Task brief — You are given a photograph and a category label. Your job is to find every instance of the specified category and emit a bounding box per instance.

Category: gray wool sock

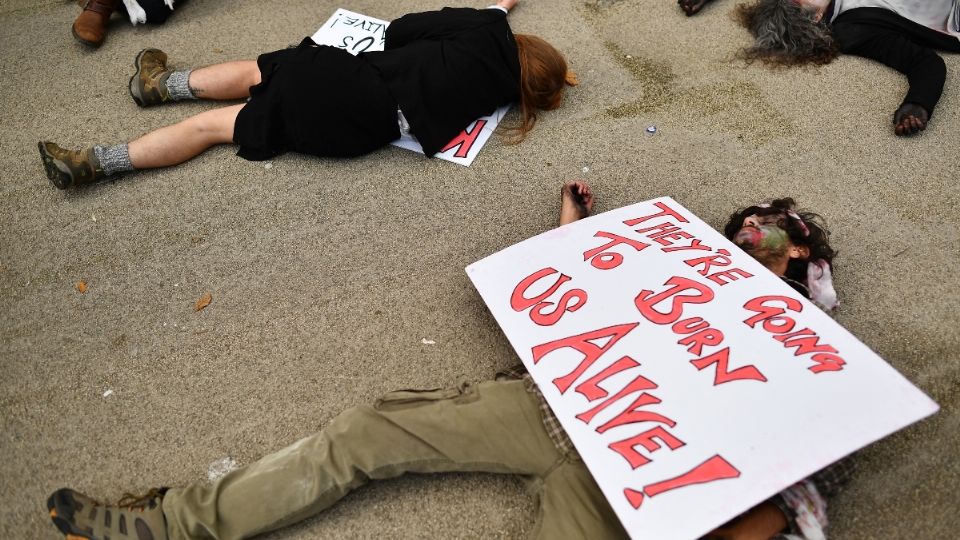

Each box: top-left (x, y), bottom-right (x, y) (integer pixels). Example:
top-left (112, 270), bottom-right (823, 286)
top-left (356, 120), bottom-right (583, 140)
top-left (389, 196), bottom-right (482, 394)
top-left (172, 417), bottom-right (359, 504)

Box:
top-left (93, 144), bottom-right (134, 176)
top-left (166, 70), bottom-right (197, 101)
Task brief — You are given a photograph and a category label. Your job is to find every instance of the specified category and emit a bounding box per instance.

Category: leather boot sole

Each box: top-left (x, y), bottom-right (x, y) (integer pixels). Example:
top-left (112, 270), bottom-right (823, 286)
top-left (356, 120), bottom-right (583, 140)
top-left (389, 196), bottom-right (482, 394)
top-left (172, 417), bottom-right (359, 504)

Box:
top-left (46, 489), bottom-right (95, 539)
top-left (71, 24), bottom-right (104, 48)
top-left (38, 142), bottom-right (72, 190)
top-left (129, 49), bottom-right (148, 106)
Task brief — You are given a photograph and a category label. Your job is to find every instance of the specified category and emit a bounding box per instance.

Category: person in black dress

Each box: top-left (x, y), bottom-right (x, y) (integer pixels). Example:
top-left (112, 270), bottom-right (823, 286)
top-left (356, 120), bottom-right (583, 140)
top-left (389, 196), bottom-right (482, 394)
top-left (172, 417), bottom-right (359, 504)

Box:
top-left (39, 0), bottom-right (577, 189)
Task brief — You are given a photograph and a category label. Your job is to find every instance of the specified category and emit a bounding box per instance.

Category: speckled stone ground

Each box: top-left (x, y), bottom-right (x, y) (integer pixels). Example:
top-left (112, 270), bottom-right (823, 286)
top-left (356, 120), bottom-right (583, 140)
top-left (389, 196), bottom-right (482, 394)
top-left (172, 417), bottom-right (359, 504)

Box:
top-left (1, 0), bottom-right (958, 538)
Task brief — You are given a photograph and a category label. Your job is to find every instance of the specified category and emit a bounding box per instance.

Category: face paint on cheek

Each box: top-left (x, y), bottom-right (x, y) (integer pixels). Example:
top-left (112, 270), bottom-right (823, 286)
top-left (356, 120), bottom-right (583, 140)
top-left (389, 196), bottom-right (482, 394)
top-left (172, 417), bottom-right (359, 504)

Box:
top-left (734, 225), bottom-right (789, 262)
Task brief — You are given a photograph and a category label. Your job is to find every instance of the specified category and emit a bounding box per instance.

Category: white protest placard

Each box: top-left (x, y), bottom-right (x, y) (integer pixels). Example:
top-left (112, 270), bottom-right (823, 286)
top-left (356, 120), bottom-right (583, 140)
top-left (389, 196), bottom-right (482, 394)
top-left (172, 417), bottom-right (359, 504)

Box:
top-left (311, 8), bottom-right (510, 167)
top-left (466, 197), bottom-right (938, 539)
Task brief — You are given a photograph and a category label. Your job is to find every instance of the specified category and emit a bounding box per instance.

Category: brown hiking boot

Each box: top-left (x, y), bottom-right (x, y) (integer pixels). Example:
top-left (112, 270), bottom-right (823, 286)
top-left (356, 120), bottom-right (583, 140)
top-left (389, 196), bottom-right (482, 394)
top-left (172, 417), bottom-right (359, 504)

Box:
top-left (48, 487), bottom-right (169, 540)
top-left (38, 142), bottom-right (104, 190)
top-left (129, 49), bottom-right (173, 107)
top-left (72, 0), bottom-right (118, 48)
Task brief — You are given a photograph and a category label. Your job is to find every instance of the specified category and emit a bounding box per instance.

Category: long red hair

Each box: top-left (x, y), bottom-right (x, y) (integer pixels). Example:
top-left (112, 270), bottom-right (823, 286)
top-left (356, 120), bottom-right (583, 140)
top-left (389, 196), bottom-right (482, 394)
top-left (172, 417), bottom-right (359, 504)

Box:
top-left (509, 34), bottom-right (578, 142)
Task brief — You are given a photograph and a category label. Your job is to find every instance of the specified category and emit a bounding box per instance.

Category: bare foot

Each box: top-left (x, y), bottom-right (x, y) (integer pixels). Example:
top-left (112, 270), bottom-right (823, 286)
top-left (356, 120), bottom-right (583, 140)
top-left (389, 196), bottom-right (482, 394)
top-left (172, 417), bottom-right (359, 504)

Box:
top-left (893, 103), bottom-right (928, 136)
top-left (679, 0), bottom-right (714, 16)
top-left (559, 180), bottom-right (594, 226)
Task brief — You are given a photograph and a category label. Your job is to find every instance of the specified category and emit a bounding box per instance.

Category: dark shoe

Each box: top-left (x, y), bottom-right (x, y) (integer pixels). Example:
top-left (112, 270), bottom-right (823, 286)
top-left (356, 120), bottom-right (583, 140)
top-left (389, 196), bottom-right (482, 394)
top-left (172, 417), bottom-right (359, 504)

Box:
top-left (47, 487), bottom-right (169, 540)
top-left (129, 49), bottom-right (173, 107)
top-left (72, 0), bottom-right (118, 48)
top-left (38, 142), bottom-right (104, 190)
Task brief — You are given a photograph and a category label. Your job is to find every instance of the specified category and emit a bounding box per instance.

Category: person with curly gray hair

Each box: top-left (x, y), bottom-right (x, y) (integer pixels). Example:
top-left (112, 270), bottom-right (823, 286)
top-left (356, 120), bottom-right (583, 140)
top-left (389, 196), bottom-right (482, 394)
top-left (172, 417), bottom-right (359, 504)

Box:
top-left (681, 0), bottom-right (960, 137)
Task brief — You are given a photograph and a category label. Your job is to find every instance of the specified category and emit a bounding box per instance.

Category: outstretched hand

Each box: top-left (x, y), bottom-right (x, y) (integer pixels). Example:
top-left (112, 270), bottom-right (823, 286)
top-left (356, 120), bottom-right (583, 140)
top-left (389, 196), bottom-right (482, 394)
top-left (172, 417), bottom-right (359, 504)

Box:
top-left (678, 0), bottom-right (714, 16)
top-left (559, 180), bottom-right (594, 226)
top-left (497, 0), bottom-right (519, 12)
top-left (893, 103), bottom-right (928, 136)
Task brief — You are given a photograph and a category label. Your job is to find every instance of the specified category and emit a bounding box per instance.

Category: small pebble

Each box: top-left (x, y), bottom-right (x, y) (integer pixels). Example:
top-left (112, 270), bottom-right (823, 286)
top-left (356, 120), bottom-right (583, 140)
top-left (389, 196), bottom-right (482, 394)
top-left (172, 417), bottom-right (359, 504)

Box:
top-left (582, 166), bottom-right (590, 173)
top-left (91, 214), bottom-right (97, 222)
top-left (645, 125), bottom-right (657, 134)
top-left (264, 163), bottom-right (273, 169)
top-left (102, 389), bottom-right (114, 398)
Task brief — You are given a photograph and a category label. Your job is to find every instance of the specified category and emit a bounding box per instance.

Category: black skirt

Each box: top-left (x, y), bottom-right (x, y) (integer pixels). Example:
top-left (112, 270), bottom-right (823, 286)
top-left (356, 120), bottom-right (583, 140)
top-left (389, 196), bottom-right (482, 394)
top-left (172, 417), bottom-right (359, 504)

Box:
top-left (233, 38), bottom-right (401, 161)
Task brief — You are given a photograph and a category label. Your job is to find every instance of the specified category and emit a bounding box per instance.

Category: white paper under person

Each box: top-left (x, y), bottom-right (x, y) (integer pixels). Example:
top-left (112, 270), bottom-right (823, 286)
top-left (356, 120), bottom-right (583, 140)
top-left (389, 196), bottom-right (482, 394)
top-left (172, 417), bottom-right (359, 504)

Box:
top-left (466, 197), bottom-right (938, 539)
top-left (312, 8), bottom-right (509, 167)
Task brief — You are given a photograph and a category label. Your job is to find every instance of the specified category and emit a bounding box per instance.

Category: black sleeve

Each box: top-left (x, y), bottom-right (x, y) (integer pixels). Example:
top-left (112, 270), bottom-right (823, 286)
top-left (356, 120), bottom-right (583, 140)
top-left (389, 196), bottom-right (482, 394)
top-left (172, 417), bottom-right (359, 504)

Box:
top-left (385, 7), bottom-right (506, 49)
top-left (832, 20), bottom-right (947, 117)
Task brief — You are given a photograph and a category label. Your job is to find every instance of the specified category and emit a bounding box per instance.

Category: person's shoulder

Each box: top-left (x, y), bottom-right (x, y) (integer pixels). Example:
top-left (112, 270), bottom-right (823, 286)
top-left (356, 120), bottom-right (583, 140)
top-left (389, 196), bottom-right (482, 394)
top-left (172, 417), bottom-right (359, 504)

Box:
top-left (833, 6), bottom-right (905, 27)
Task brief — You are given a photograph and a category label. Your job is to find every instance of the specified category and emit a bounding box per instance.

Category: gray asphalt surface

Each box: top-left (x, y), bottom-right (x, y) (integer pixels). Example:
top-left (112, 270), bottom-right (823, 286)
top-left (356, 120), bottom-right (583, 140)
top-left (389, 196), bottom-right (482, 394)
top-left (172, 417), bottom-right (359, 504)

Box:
top-left (1, 0), bottom-right (958, 538)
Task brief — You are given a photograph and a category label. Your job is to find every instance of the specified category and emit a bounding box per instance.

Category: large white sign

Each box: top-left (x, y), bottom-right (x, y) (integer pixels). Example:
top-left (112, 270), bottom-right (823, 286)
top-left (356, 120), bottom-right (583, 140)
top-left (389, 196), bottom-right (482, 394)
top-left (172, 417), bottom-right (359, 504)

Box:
top-left (311, 8), bottom-right (510, 167)
top-left (466, 197), bottom-right (938, 539)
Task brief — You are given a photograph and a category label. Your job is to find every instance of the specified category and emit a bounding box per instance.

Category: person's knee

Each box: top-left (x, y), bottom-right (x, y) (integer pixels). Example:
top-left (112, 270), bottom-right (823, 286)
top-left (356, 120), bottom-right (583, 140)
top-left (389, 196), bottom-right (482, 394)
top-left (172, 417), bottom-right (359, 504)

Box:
top-left (187, 109), bottom-right (236, 142)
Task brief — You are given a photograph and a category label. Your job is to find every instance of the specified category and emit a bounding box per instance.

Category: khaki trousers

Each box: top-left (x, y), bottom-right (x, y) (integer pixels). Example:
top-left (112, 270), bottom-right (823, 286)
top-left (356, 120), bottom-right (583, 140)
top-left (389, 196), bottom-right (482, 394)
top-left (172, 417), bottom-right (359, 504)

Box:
top-left (162, 379), bottom-right (626, 539)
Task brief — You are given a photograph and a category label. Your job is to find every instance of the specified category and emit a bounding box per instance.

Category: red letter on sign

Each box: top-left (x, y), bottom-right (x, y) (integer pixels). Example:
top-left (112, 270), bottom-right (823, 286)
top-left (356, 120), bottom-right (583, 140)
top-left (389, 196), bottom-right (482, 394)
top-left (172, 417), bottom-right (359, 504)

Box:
top-left (774, 328), bottom-right (839, 356)
top-left (742, 295), bottom-right (803, 333)
top-left (531, 323), bottom-right (640, 394)
top-left (635, 276), bottom-right (715, 325)
top-left (596, 392), bottom-right (676, 433)
top-left (439, 119), bottom-right (487, 158)
top-left (511, 267), bottom-right (569, 311)
top-left (690, 347), bottom-right (767, 385)
top-left (623, 201), bottom-right (690, 226)
top-left (583, 231), bottom-right (650, 270)
top-left (576, 374), bottom-right (664, 426)
top-left (810, 353), bottom-right (846, 373)
top-left (609, 426), bottom-right (686, 469)
top-left (623, 455), bottom-right (741, 509)
top-left (574, 355), bottom-right (640, 401)
top-left (529, 290), bottom-right (588, 326)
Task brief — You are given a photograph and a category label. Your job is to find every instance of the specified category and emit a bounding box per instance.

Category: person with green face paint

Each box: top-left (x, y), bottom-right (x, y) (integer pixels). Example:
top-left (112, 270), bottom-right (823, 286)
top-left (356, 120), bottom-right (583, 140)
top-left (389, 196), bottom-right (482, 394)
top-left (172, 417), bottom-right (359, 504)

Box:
top-left (724, 199), bottom-right (839, 312)
top-left (46, 185), bottom-right (848, 540)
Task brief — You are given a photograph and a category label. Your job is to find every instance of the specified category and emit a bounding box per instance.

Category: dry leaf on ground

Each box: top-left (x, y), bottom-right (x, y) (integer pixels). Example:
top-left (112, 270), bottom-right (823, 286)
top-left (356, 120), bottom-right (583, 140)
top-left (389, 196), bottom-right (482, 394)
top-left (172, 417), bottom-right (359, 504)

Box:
top-left (76, 280), bottom-right (88, 294)
top-left (195, 292), bottom-right (212, 312)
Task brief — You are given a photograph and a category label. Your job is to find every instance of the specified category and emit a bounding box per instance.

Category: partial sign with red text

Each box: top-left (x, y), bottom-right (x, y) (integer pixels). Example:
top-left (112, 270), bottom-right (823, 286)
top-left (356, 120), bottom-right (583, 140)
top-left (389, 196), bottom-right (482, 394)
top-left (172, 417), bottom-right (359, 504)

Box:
top-left (466, 197), bottom-right (938, 539)
top-left (312, 8), bottom-right (509, 167)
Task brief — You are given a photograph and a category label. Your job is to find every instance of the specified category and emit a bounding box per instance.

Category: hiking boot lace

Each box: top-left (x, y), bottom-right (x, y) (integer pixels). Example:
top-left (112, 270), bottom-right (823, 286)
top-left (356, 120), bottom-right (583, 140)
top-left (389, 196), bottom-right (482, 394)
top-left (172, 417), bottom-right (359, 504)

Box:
top-left (116, 488), bottom-right (165, 511)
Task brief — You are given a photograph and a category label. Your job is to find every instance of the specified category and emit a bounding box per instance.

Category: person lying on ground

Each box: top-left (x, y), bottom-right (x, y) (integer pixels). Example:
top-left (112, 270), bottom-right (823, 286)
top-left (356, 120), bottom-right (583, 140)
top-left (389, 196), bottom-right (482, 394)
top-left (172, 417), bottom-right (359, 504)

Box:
top-left (73, 0), bottom-right (182, 49)
top-left (679, 0), bottom-right (960, 137)
top-left (40, 0), bottom-right (577, 190)
top-left (46, 181), bottom-right (851, 540)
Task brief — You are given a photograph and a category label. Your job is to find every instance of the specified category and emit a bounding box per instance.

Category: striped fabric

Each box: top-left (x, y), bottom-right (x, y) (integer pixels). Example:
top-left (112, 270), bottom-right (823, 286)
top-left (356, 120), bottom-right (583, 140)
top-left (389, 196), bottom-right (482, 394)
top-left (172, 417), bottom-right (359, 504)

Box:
top-left (497, 366), bottom-right (579, 456)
